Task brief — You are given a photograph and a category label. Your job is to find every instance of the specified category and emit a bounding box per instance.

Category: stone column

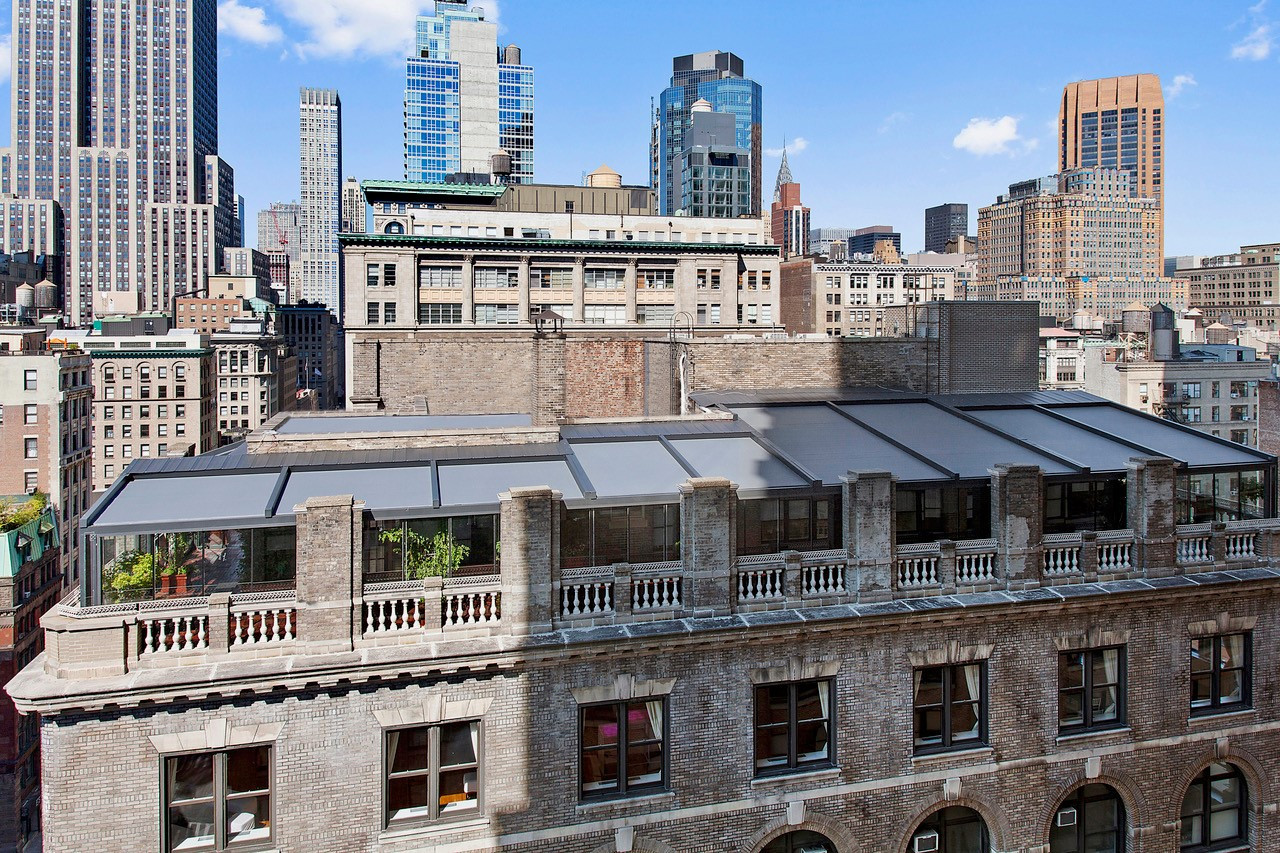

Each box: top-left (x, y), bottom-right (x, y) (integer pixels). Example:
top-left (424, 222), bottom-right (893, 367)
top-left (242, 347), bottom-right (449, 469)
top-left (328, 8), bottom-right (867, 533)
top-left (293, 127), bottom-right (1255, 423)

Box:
top-left (517, 256), bottom-right (531, 323)
top-left (625, 259), bottom-right (638, 324)
top-left (677, 257), bottom-right (701, 324)
top-left (783, 550), bottom-right (804, 605)
top-left (532, 334), bottom-right (567, 426)
top-left (990, 464), bottom-right (1043, 588)
top-left (842, 471), bottom-right (895, 602)
top-left (613, 562), bottom-right (633, 618)
top-left (1127, 456), bottom-right (1178, 577)
top-left (572, 256), bottom-right (586, 323)
top-left (679, 477), bottom-right (736, 616)
top-left (293, 494), bottom-right (363, 653)
top-left (207, 593), bottom-right (232, 654)
top-left (937, 540), bottom-right (957, 590)
top-left (461, 254), bottom-right (475, 324)
top-left (499, 486), bottom-right (558, 635)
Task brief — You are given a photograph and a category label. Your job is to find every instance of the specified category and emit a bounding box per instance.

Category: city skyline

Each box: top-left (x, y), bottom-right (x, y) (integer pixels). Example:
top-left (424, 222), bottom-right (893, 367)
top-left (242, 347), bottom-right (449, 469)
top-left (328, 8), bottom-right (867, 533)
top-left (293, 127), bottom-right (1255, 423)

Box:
top-left (2, 0), bottom-right (1275, 257)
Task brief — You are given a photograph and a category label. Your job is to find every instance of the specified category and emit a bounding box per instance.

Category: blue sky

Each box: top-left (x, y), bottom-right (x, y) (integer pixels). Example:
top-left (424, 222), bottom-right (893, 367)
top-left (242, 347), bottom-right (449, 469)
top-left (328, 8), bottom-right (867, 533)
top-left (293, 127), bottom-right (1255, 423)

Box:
top-left (2, 0), bottom-right (1277, 256)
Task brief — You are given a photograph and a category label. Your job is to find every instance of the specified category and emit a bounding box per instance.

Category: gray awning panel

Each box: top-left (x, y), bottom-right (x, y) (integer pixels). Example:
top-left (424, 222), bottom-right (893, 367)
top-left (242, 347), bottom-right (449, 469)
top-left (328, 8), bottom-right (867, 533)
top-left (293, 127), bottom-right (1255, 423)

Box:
top-left (437, 459), bottom-right (584, 507)
top-left (569, 440), bottom-right (688, 497)
top-left (89, 472), bottom-right (281, 532)
top-left (667, 436), bottom-right (808, 490)
top-left (731, 404), bottom-right (943, 483)
top-left (277, 466), bottom-right (434, 515)
top-left (1047, 405), bottom-right (1269, 467)
top-left (965, 408), bottom-right (1138, 472)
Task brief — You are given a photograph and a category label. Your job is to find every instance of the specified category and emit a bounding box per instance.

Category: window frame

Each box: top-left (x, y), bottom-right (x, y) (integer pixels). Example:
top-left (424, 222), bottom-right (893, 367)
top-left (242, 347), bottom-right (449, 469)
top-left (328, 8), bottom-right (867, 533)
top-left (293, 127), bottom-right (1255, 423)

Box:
top-left (161, 745), bottom-right (274, 853)
top-left (382, 720), bottom-right (484, 829)
top-left (753, 678), bottom-right (835, 777)
top-left (1190, 632), bottom-right (1252, 715)
top-left (1179, 762), bottom-right (1248, 851)
top-left (912, 662), bottom-right (988, 754)
top-left (1058, 645), bottom-right (1127, 734)
top-left (579, 698), bottom-right (668, 801)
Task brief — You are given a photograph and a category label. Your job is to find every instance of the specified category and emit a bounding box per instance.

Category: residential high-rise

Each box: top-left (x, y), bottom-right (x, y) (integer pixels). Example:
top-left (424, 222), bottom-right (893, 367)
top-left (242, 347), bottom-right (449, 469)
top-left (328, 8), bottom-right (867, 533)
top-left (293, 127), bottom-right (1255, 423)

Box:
top-left (770, 150), bottom-right (810, 259)
top-left (924, 203), bottom-right (969, 254)
top-left (299, 88), bottom-right (343, 316)
top-left (1059, 74), bottom-right (1164, 256)
top-left (257, 202), bottom-right (303, 301)
top-left (404, 1), bottom-right (534, 184)
top-left (652, 51), bottom-right (763, 217)
top-left (4, 0), bottom-right (238, 324)
top-left (341, 177), bottom-right (366, 233)
top-left (678, 100), bottom-right (753, 218)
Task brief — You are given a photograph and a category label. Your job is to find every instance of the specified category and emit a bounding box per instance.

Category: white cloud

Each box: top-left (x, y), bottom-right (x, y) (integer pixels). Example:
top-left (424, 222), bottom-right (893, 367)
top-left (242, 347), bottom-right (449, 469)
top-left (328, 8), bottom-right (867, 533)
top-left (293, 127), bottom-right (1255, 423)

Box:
top-left (1166, 73), bottom-right (1198, 98)
top-left (0, 33), bottom-right (10, 86)
top-left (878, 111), bottom-right (910, 134)
top-left (952, 116), bottom-right (1024, 156)
top-left (1231, 23), bottom-right (1274, 59)
top-left (271, 0), bottom-right (501, 59)
top-left (219, 0), bottom-right (283, 46)
top-left (765, 137), bottom-right (808, 157)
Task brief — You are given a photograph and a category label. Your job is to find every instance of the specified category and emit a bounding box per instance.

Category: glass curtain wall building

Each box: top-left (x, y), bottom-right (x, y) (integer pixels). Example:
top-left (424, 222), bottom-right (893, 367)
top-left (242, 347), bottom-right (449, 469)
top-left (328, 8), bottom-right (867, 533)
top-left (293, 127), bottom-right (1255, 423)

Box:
top-left (404, 1), bottom-right (534, 184)
top-left (651, 51), bottom-right (762, 217)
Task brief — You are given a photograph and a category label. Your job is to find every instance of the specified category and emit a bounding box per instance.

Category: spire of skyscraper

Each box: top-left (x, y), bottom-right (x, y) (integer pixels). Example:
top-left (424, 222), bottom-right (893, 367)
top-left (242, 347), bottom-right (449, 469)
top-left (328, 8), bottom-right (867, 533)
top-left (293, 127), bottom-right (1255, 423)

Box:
top-left (773, 144), bottom-right (793, 203)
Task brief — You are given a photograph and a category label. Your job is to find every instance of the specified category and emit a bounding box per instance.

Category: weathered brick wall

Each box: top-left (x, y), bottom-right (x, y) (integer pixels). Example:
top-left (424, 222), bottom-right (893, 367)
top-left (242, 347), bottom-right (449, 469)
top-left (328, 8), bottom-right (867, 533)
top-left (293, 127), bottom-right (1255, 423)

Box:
top-left (563, 339), bottom-right (646, 419)
top-left (682, 338), bottom-right (931, 394)
top-left (780, 258), bottom-right (816, 334)
top-left (35, 584), bottom-right (1280, 852)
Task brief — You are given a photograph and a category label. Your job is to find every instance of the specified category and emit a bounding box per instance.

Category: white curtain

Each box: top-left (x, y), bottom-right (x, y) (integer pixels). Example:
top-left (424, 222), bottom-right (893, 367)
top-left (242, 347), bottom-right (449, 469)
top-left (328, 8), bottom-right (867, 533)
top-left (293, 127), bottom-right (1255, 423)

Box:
top-left (962, 665), bottom-right (981, 737)
top-left (817, 682), bottom-right (830, 721)
top-left (644, 700), bottom-right (663, 741)
top-left (468, 722), bottom-right (479, 760)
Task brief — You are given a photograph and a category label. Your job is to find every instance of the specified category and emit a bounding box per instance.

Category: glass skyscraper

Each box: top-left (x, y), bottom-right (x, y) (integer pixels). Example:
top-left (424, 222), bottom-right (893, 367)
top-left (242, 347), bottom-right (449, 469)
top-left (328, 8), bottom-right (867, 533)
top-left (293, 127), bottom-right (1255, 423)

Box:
top-left (651, 51), bottom-right (762, 217)
top-left (404, 1), bottom-right (533, 184)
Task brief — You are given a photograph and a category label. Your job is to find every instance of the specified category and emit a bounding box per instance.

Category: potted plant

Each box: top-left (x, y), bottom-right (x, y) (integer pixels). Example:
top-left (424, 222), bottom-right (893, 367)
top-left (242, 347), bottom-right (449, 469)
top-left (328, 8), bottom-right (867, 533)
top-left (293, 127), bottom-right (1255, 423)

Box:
top-left (379, 526), bottom-right (470, 579)
top-left (106, 551), bottom-right (156, 601)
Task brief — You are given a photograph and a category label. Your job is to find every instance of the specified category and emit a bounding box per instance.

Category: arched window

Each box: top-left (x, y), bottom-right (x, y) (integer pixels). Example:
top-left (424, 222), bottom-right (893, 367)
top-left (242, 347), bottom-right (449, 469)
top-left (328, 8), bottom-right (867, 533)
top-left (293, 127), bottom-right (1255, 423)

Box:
top-left (1050, 784), bottom-right (1126, 852)
top-left (762, 830), bottom-right (836, 853)
top-left (1180, 763), bottom-right (1247, 850)
top-left (909, 806), bottom-right (990, 853)
top-left (384, 221), bottom-right (405, 235)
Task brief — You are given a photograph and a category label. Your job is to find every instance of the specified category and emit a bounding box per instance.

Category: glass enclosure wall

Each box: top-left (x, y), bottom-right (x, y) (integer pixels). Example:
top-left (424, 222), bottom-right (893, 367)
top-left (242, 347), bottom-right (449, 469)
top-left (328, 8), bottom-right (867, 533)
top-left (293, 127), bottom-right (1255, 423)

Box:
top-left (95, 528), bottom-right (297, 604)
top-left (562, 505), bottom-right (679, 568)
top-left (1177, 469), bottom-right (1267, 523)
top-left (1043, 479), bottom-right (1127, 534)
top-left (363, 515), bottom-right (500, 582)
top-left (737, 496), bottom-right (840, 556)
top-left (894, 486), bottom-right (990, 545)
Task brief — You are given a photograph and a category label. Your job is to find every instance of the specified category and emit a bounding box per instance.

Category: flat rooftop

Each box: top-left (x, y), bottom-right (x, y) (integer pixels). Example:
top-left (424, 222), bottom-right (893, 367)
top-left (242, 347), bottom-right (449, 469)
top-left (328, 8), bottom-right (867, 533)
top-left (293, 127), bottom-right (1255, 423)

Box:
top-left (83, 390), bottom-right (1275, 536)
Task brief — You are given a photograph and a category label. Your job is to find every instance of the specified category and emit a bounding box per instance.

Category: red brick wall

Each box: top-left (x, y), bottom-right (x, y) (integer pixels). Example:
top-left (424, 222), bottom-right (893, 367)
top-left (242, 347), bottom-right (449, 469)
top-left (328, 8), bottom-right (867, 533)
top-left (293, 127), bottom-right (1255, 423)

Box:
top-left (563, 340), bottom-right (646, 418)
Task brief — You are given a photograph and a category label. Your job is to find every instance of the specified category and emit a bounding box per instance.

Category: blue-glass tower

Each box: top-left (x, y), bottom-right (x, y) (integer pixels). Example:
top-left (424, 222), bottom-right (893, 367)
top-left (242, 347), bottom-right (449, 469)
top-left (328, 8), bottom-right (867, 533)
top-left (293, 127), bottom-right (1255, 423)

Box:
top-left (404, 1), bottom-right (533, 184)
top-left (651, 51), bottom-right (762, 216)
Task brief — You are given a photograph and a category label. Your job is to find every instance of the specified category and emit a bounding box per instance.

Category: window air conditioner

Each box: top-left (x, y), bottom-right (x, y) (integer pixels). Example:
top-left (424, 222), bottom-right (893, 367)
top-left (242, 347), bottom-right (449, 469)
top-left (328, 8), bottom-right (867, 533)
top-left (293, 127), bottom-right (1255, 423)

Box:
top-left (912, 831), bottom-right (940, 853)
top-left (1056, 807), bottom-right (1078, 827)
top-left (797, 847), bottom-right (830, 853)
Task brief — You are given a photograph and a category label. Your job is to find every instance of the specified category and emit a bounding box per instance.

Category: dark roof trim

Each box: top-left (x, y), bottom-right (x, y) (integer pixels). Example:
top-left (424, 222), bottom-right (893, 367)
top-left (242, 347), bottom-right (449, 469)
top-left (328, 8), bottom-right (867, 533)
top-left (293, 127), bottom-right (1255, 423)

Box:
top-left (338, 232), bottom-right (781, 256)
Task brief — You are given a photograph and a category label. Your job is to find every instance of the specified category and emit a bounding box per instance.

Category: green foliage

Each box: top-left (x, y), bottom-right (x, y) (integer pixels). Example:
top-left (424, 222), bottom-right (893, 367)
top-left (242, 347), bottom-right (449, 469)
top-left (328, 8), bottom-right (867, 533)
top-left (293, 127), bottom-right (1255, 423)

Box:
top-left (106, 551), bottom-right (156, 595)
top-left (0, 492), bottom-right (49, 533)
top-left (379, 527), bottom-right (470, 579)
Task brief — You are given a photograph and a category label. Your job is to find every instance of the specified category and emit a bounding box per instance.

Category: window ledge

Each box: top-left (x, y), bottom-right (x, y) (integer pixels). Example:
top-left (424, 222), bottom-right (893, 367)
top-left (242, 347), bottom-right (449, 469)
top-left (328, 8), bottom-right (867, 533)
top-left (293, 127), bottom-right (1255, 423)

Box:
top-left (1056, 726), bottom-right (1132, 744)
top-left (750, 766), bottom-right (841, 788)
top-left (1188, 707), bottom-right (1256, 725)
top-left (576, 790), bottom-right (674, 814)
top-left (911, 745), bottom-right (994, 765)
top-left (379, 816), bottom-right (490, 843)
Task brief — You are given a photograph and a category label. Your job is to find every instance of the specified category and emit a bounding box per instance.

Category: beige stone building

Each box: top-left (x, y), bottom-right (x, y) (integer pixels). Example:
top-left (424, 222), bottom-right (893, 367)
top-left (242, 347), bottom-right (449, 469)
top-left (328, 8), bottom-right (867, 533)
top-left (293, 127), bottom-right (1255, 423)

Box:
top-left (0, 328), bottom-right (92, 582)
top-left (60, 320), bottom-right (216, 492)
top-left (212, 318), bottom-right (298, 445)
top-left (976, 168), bottom-right (1183, 319)
top-left (779, 258), bottom-right (957, 336)
top-left (1180, 242), bottom-right (1280, 320)
top-left (1060, 74), bottom-right (1165, 258)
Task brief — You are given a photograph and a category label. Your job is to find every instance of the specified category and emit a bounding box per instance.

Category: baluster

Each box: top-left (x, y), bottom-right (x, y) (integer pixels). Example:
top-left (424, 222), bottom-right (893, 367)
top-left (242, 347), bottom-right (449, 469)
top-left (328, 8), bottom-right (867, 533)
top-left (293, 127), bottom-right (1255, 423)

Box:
top-left (176, 617), bottom-right (188, 652)
top-left (143, 619), bottom-right (155, 654)
top-left (365, 601), bottom-right (374, 634)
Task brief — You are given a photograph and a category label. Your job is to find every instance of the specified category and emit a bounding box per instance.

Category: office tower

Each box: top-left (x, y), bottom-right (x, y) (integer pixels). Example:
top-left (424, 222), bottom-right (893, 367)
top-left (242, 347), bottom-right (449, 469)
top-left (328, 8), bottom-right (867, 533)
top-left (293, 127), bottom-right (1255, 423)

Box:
top-left (770, 150), bottom-right (810, 259)
top-left (258, 202), bottom-right (303, 301)
top-left (678, 100), bottom-right (753, 218)
top-left (924, 203), bottom-right (969, 254)
top-left (1059, 74), bottom-right (1164, 256)
top-left (652, 51), bottom-right (763, 217)
top-left (848, 226), bottom-right (902, 257)
top-left (404, 1), bottom-right (534, 184)
top-left (235, 195), bottom-right (247, 246)
top-left (342, 177), bottom-right (366, 233)
top-left (976, 167), bottom-right (1181, 319)
top-left (5, 0), bottom-right (238, 324)
top-left (299, 88), bottom-right (343, 316)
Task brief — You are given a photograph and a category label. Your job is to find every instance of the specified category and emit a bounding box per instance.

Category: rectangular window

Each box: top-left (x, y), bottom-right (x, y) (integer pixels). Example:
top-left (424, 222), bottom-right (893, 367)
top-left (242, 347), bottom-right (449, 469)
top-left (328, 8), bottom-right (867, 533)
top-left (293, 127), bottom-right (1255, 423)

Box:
top-left (754, 680), bottom-right (833, 775)
top-left (637, 269), bottom-right (674, 289)
top-left (583, 268), bottom-right (624, 289)
top-left (384, 303), bottom-right (397, 324)
top-left (1190, 633), bottom-right (1251, 714)
top-left (1059, 647), bottom-right (1125, 732)
top-left (23, 370), bottom-right (36, 391)
top-left (367, 303), bottom-right (380, 324)
top-left (383, 263), bottom-right (397, 288)
top-left (474, 304), bottom-right (519, 325)
top-left (531, 268), bottom-right (573, 289)
top-left (24, 438), bottom-right (37, 459)
top-left (419, 266), bottom-right (462, 288)
top-left (164, 746), bottom-right (272, 852)
top-left (24, 404), bottom-right (37, 424)
top-left (913, 663), bottom-right (987, 753)
top-left (384, 721), bottom-right (481, 827)
top-left (583, 305), bottom-right (626, 324)
top-left (366, 263), bottom-right (380, 288)
top-left (418, 303), bottom-right (463, 324)
top-left (580, 700), bottom-right (666, 799)
top-left (473, 267), bottom-right (518, 288)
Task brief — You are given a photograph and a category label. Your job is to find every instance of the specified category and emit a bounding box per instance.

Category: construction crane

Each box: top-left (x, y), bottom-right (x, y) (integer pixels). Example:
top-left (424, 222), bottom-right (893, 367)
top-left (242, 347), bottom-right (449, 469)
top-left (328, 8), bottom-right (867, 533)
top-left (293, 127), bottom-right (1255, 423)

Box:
top-left (270, 208), bottom-right (289, 250)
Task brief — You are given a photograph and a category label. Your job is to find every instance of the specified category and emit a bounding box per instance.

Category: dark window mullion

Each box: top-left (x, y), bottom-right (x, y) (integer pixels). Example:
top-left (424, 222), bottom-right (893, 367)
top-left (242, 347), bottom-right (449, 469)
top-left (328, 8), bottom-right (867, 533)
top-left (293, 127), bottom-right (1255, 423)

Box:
top-left (787, 685), bottom-right (798, 768)
top-left (616, 701), bottom-right (628, 794)
top-left (940, 668), bottom-right (952, 747)
top-left (429, 725), bottom-right (441, 820)
top-left (214, 751), bottom-right (227, 851)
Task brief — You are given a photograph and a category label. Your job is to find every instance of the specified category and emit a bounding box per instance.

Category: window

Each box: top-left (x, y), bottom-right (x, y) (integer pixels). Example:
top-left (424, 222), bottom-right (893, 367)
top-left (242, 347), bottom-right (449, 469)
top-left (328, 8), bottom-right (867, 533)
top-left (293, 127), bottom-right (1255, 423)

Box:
top-left (24, 404), bottom-right (37, 424)
top-left (24, 438), bottom-right (37, 459)
top-left (754, 680), bottom-right (833, 775)
top-left (474, 304), bottom-right (519, 325)
top-left (1180, 763), bottom-right (1247, 851)
top-left (1059, 647), bottom-right (1125, 732)
top-left (473, 267), bottom-right (518, 288)
top-left (637, 269), bottom-right (674, 289)
top-left (580, 700), bottom-right (666, 799)
top-left (910, 806), bottom-right (990, 853)
top-left (1050, 784), bottom-right (1126, 852)
top-left (366, 263), bottom-right (380, 288)
top-left (419, 303), bottom-right (463, 324)
top-left (583, 268), bottom-right (624, 289)
top-left (367, 303), bottom-right (380, 324)
top-left (384, 721), bottom-right (480, 827)
top-left (583, 305), bottom-right (626, 324)
top-left (383, 263), bottom-right (397, 288)
top-left (164, 746), bottom-right (272, 852)
top-left (384, 303), bottom-right (397, 324)
top-left (913, 663), bottom-right (986, 753)
top-left (23, 370), bottom-right (36, 391)
top-left (24, 471), bottom-right (37, 492)
top-left (1190, 633), bottom-right (1251, 714)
